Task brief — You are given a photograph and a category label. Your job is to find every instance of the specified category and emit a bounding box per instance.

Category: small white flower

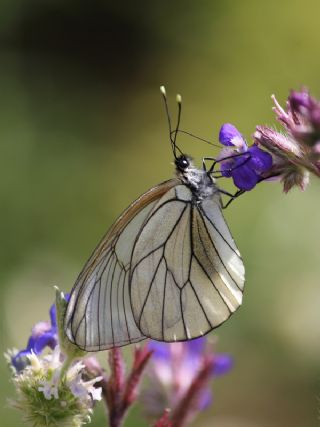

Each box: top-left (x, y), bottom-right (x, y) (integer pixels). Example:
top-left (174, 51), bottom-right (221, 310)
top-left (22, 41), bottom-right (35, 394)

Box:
top-left (66, 360), bottom-right (86, 381)
top-left (42, 345), bottom-right (61, 369)
top-left (68, 374), bottom-right (103, 402)
top-left (28, 350), bottom-right (43, 372)
top-left (83, 377), bottom-right (103, 401)
top-left (68, 374), bottom-right (88, 401)
top-left (4, 348), bottom-right (18, 363)
top-left (38, 368), bottom-right (61, 400)
top-left (4, 348), bottom-right (19, 374)
top-left (88, 384), bottom-right (102, 402)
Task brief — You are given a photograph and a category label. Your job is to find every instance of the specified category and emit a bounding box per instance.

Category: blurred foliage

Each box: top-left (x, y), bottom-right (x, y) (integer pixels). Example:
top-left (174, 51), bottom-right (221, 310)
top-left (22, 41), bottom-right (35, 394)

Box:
top-left (1, 1), bottom-right (320, 426)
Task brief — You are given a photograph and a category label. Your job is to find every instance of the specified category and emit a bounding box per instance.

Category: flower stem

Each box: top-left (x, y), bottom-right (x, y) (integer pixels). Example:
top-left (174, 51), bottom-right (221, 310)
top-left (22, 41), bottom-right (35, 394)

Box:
top-left (171, 357), bottom-right (213, 427)
top-left (59, 354), bottom-right (74, 381)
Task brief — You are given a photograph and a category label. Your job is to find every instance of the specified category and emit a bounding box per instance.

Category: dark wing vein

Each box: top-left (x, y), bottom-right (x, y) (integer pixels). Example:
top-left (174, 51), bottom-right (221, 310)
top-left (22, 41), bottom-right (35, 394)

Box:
top-left (130, 203), bottom-right (188, 277)
top-left (188, 280), bottom-right (213, 328)
top-left (199, 206), bottom-right (242, 259)
top-left (76, 252), bottom-right (116, 344)
top-left (197, 210), bottom-right (242, 291)
top-left (138, 252), bottom-right (164, 327)
top-left (180, 288), bottom-right (187, 338)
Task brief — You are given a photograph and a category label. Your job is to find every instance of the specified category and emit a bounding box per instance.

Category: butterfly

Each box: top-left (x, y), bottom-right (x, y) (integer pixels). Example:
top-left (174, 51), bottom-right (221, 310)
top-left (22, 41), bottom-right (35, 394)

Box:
top-left (64, 87), bottom-right (245, 351)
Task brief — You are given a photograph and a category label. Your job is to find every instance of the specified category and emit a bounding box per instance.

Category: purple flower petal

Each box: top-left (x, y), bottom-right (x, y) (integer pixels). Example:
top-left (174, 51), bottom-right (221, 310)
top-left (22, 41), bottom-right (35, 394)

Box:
top-left (185, 337), bottom-right (206, 356)
top-left (232, 163), bottom-right (259, 190)
top-left (220, 158), bottom-right (236, 177)
top-left (11, 350), bottom-right (31, 372)
top-left (50, 293), bottom-right (70, 327)
top-left (148, 341), bottom-right (171, 361)
top-left (310, 108), bottom-right (320, 129)
top-left (248, 145), bottom-right (273, 173)
top-left (212, 354), bottom-right (233, 376)
top-left (289, 90), bottom-right (311, 110)
top-left (219, 124), bottom-right (246, 148)
top-left (49, 303), bottom-right (57, 327)
top-left (218, 142), bottom-right (272, 191)
top-left (198, 388), bottom-right (212, 410)
top-left (33, 331), bottom-right (57, 353)
top-left (25, 335), bottom-right (37, 352)
top-left (32, 321), bottom-right (51, 338)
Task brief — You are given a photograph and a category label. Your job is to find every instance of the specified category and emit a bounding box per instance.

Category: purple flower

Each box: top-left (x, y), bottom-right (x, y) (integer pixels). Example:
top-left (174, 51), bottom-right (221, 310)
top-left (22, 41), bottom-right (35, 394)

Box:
top-left (142, 337), bottom-right (233, 425)
top-left (273, 89), bottom-right (320, 143)
top-left (12, 294), bottom-right (70, 372)
top-left (218, 123), bottom-right (273, 191)
top-left (254, 89), bottom-right (320, 192)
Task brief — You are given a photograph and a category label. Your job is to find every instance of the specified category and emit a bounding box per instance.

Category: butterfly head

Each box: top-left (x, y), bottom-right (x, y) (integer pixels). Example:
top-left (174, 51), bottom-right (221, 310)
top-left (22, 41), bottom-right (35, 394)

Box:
top-left (175, 155), bottom-right (191, 172)
top-left (175, 154), bottom-right (217, 200)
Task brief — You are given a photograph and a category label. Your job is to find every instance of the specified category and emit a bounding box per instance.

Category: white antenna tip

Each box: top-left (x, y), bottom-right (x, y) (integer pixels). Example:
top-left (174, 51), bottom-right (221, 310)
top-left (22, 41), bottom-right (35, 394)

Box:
top-left (176, 94), bottom-right (182, 103)
top-left (160, 85), bottom-right (166, 96)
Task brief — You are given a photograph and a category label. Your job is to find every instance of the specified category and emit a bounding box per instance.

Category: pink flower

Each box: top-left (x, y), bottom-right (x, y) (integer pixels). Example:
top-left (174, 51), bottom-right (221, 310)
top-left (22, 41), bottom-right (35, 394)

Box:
top-left (254, 89), bottom-right (320, 192)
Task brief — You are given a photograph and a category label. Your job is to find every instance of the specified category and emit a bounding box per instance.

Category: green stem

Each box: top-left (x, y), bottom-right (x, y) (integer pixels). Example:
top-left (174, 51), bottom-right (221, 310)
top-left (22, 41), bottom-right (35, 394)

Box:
top-left (59, 354), bottom-right (75, 382)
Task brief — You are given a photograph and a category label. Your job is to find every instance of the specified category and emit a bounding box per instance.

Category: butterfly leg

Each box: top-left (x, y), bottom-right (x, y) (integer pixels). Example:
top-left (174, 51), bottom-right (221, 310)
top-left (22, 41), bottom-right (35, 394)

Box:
top-left (219, 188), bottom-right (246, 209)
top-left (202, 156), bottom-right (217, 172)
top-left (203, 152), bottom-right (252, 176)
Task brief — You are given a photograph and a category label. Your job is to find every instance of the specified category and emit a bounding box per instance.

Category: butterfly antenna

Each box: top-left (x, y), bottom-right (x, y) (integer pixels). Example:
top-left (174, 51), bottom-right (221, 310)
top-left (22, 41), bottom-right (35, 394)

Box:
top-left (172, 129), bottom-right (221, 149)
top-left (172, 94), bottom-right (183, 156)
top-left (160, 85), bottom-right (177, 159)
top-left (160, 86), bottom-right (184, 158)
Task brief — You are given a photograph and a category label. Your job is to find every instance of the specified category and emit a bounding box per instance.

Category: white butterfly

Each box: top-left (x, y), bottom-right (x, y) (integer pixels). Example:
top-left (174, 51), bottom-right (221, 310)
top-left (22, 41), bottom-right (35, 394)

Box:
top-left (64, 87), bottom-right (245, 351)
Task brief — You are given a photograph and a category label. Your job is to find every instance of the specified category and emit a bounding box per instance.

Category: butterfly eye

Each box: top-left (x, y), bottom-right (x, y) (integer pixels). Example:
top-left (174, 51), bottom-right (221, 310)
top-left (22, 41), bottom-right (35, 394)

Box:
top-left (176, 156), bottom-right (190, 170)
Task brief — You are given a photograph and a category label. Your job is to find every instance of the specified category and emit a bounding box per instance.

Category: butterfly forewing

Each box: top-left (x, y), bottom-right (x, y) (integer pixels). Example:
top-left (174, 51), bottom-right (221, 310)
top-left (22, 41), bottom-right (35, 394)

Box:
top-left (64, 179), bottom-right (179, 351)
top-left (130, 185), bottom-right (245, 342)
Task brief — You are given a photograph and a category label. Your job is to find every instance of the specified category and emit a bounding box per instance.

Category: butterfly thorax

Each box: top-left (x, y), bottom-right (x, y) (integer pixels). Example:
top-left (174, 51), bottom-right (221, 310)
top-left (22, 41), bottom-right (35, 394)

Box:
top-left (175, 155), bottom-right (217, 202)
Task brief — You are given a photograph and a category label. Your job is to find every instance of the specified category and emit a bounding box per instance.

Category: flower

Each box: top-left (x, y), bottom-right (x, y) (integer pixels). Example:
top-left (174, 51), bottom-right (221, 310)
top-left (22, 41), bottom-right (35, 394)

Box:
top-left (11, 294), bottom-right (70, 372)
top-left (38, 365), bottom-right (61, 400)
top-left (141, 337), bottom-right (233, 426)
top-left (6, 290), bottom-right (104, 427)
top-left (9, 346), bottom-right (102, 427)
top-left (218, 123), bottom-right (273, 191)
top-left (66, 361), bottom-right (103, 402)
top-left (68, 375), bottom-right (103, 402)
top-left (254, 89), bottom-right (320, 192)
top-left (272, 89), bottom-right (320, 145)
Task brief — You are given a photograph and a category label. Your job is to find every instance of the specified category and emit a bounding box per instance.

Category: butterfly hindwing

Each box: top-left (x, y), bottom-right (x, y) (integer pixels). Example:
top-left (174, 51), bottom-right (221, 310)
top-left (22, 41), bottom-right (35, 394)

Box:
top-left (129, 185), bottom-right (245, 342)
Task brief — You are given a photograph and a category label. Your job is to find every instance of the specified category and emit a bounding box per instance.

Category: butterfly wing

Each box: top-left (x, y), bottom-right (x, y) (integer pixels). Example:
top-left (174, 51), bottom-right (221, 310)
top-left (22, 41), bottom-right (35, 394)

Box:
top-left (129, 184), bottom-right (245, 342)
top-left (64, 179), bottom-right (179, 351)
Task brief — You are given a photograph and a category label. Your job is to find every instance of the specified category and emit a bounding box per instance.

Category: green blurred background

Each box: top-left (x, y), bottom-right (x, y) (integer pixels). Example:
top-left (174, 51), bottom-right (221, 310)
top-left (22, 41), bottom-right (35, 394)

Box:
top-left (1, 1), bottom-right (320, 426)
